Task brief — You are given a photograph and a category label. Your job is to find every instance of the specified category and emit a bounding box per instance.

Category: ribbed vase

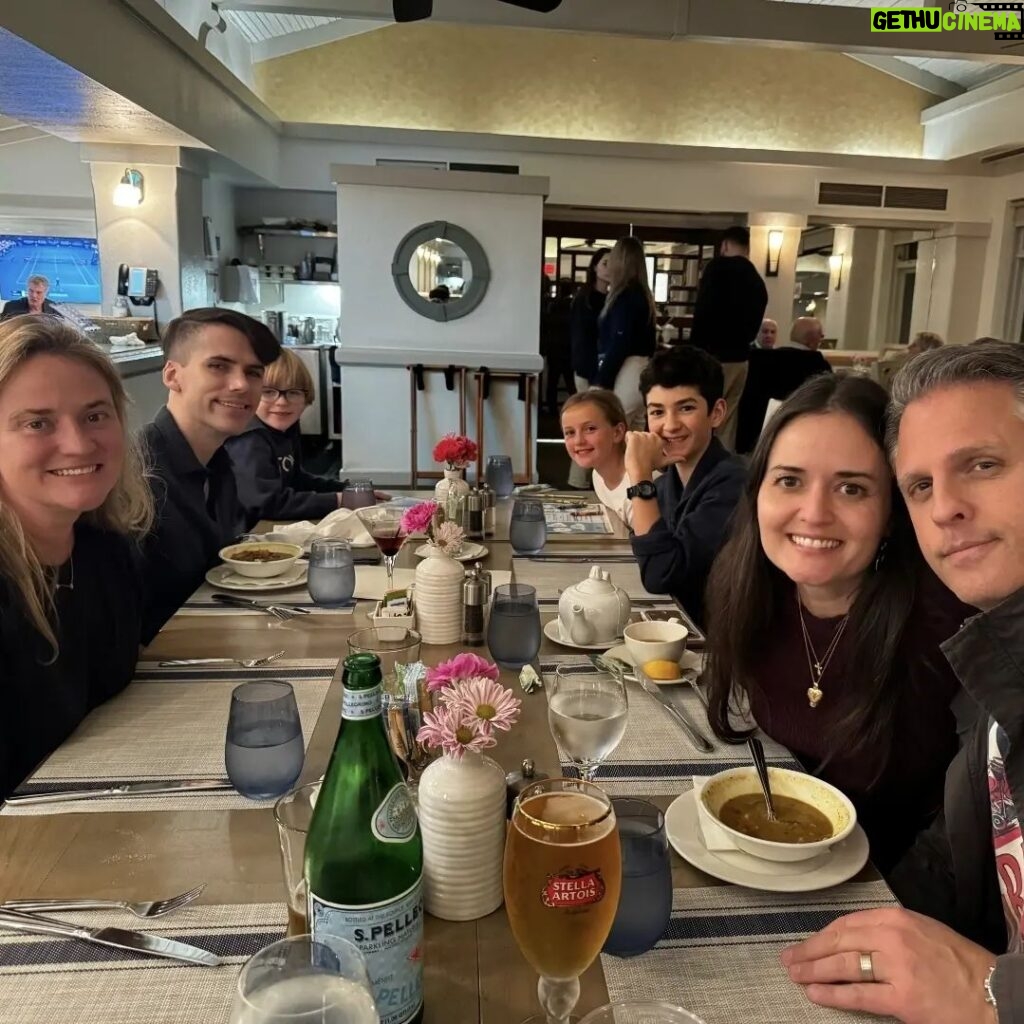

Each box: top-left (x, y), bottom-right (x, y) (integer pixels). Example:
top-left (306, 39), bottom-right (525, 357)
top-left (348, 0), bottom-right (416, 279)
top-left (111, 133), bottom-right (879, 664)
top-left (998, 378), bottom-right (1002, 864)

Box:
top-left (413, 546), bottom-right (464, 645)
top-left (417, 751), bottom-right (507, 921)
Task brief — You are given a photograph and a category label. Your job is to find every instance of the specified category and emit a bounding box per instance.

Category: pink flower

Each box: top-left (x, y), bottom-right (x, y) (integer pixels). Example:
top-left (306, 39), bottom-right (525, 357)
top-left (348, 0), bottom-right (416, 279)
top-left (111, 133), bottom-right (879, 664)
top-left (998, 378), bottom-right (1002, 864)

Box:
top-left (446, 678), bottom-right (521, 735)
top-left (400, 501), bottom-right (438, 536)
top-left (416, 704), bottom-right (496, 760)
top-left (426, 653), bottom-right (500, 693)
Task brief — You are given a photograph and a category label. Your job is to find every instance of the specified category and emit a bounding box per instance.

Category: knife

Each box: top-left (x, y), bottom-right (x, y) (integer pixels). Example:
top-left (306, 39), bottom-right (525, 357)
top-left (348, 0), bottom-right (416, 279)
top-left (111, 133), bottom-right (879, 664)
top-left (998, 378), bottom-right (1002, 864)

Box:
top-left (210, 594), bottom-right (310, 614)
top-left (5, 778), bottom-right (235, 806)
top-left (625, 663), bottom-right (716, 754)
top-left (0, 908), bottom-right (221, 966)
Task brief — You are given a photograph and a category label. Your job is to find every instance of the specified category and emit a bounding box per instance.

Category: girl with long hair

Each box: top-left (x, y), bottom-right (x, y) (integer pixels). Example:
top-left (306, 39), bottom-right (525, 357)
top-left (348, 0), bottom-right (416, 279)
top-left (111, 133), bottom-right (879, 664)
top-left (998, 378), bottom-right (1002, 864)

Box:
top-left (703, 373), bottom-right (969, 871)
top-left (595, 237), bottom-right (657, 429)
top-left (0, 315), bottom-right (153, 801)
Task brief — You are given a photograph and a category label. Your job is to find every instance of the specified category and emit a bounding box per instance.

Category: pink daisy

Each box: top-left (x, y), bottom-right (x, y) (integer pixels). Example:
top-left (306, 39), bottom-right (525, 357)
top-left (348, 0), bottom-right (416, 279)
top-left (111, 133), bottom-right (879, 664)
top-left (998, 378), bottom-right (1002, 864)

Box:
top-left (416, 705), bottom-right (496, 760)
top-left (426, 652), bottom-right (499, 693)
top-left (446, 677), bottom-right (521, 735)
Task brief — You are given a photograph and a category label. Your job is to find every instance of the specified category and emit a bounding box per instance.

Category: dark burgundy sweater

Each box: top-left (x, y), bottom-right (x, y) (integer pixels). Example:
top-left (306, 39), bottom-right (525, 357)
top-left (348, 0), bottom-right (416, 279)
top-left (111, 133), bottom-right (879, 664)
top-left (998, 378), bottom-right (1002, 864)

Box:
top-left (747, 583), bottom-right (972, 872)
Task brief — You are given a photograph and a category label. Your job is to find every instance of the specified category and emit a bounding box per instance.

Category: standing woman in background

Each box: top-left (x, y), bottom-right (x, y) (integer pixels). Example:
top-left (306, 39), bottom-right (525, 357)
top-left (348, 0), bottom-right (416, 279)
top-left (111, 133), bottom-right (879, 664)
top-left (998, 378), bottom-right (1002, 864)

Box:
top-left (566, 248), bottom-right (611, 487)
top-left (595, 237), bottom-right (657, 429)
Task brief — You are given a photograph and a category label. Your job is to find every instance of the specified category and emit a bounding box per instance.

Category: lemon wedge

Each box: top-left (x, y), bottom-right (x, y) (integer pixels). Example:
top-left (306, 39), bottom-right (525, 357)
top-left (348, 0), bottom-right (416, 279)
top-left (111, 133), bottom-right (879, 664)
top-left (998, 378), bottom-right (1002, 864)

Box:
top-left (642, 659), bottom-right (680, 681)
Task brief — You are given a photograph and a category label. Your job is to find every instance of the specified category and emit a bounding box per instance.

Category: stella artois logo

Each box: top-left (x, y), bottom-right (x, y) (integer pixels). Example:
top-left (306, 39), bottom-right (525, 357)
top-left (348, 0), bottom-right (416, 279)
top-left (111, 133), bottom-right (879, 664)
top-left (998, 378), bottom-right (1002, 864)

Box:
top-left (542, 867), bottom-right (606, 909)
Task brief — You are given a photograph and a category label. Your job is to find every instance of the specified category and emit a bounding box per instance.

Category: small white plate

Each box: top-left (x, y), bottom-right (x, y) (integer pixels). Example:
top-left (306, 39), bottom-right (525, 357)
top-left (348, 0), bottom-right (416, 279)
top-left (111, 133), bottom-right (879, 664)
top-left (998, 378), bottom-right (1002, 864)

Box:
top-left (664, 791), bottom-right (870, 893)
top-left (205, 562), bottom-right (309, 592)
top-left (543, 618), bottom-right (619, 651)
top-left (414, 542), bottom-right (489, 563)
top-left (605, 643), bottom-right (704, 685)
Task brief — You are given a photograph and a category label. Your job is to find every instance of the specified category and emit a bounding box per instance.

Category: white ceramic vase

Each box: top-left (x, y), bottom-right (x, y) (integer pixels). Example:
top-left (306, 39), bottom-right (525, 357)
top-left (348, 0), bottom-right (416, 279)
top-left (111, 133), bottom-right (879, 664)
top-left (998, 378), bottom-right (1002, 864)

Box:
top-left (434, 468), bottom-right (471, 511)
top-left (414, 546), bottom-right (464, 645)
top-left (417, 751), bottom-right (507, 921)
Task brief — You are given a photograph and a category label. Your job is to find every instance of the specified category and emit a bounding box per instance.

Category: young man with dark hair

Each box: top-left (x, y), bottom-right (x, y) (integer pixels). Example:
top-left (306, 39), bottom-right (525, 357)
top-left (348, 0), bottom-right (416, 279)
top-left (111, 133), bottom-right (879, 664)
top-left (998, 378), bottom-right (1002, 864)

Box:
top-left (625, 346), bottom-right (746, 625)
top-left (138, 308), bottom-right (280, 641)
top-left (689, 225), bottom-right (768, 452)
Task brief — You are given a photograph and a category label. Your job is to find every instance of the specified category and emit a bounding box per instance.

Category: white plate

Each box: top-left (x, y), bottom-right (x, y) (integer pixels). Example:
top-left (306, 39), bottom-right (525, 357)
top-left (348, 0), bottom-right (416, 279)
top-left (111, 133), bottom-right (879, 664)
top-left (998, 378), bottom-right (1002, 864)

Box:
top-left (664, 791), bottom-right (870, 893)
top-left (205, 562), bottom-right (309, 592)
top-left (605, 644), bottom-right (704, 685)
top-left (543, 618), bottom-right (619, 651)
top-left (414, 542), bottom-right (489, 562)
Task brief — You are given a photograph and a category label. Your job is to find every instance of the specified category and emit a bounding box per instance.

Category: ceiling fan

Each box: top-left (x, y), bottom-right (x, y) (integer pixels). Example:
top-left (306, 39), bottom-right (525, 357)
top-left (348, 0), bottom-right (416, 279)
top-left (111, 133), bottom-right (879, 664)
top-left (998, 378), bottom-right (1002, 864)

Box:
top-left (393, 0), bottom-right (563, 22)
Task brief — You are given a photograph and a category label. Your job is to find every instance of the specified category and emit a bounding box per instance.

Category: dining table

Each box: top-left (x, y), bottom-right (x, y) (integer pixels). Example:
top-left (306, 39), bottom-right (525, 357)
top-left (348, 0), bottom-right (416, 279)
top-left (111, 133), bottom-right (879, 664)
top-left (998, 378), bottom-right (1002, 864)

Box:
top-left (0, 493), bottom-right (895, 1024)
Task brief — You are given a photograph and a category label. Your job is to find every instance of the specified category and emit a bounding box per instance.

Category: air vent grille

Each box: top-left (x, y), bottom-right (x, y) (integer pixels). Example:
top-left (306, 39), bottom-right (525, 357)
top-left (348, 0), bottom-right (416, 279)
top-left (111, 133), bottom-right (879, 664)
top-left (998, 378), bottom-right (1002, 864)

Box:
top-left (817, 182), bottom-right (884, 207)
top-left (884, 186), bottom-right (948, 211)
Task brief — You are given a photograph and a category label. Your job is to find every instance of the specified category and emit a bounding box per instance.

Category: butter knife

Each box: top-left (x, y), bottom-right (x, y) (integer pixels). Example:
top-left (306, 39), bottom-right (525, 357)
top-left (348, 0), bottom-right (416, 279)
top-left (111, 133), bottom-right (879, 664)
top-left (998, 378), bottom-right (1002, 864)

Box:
top-left (5, 778), bottom-right (235, 806)
top-left (632, 667), bottom-right (715, 753)
top-left (211, 594), bottom-right (310, 614)
top-left (0, 908), bottom-right (221, 966)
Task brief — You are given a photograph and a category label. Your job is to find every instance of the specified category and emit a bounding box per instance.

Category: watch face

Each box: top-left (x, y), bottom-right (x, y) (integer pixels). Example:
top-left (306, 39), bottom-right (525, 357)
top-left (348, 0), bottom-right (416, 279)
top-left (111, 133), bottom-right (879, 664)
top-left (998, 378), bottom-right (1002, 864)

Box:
top-left (629, 481), bottom-right (657, 499)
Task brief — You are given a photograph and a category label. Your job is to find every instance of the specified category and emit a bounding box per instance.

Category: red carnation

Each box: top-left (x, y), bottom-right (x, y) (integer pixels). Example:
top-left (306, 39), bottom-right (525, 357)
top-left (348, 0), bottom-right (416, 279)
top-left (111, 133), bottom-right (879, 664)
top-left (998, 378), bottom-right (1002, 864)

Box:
top-left (433, 433), bottom-right (479, 469)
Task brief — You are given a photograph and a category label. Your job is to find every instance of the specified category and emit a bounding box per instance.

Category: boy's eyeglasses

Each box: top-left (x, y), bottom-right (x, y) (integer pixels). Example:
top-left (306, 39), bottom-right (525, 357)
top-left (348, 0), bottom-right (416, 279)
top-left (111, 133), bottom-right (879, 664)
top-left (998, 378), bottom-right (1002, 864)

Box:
top-left (261, 387), bottom-right (307, 402)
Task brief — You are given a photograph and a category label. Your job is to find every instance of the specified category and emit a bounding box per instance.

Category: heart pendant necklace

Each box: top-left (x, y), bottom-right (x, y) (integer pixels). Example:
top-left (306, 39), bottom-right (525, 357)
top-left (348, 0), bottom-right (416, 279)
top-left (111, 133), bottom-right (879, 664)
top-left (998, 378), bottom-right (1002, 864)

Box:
top-left (797, 594), bottom-right (850, 709)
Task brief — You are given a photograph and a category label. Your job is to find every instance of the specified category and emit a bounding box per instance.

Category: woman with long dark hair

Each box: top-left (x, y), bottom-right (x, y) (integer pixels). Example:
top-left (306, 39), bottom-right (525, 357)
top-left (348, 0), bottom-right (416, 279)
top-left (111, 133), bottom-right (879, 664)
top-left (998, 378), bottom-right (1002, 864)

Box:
top-left (703, 373), bottom-right (970, 871)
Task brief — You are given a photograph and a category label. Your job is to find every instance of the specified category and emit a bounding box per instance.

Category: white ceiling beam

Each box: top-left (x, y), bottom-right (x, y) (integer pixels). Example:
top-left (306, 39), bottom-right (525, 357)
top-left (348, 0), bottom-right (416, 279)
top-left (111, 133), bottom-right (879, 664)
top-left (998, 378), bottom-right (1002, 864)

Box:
top-left (218, 0), bottom-right (1024, 63)
top-left (849, 55), bottom-right (965, 100)
top-left (250, 17), bottom-right (387, 60)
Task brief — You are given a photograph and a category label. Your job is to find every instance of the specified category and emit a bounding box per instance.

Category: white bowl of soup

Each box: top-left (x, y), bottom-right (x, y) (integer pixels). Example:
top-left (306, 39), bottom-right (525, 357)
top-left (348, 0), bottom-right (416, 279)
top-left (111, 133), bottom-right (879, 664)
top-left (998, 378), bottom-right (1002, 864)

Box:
top-left (219, 541), bottom-right (304, 578)
top-left (697, 766), bottom-right (856, 864)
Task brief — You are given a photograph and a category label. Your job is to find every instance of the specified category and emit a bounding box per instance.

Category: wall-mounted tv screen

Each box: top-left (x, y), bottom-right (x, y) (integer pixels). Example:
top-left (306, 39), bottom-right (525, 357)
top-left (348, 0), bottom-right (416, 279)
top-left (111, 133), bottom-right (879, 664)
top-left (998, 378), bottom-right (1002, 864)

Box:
top-left (0, 235), bottom-right (101, 305)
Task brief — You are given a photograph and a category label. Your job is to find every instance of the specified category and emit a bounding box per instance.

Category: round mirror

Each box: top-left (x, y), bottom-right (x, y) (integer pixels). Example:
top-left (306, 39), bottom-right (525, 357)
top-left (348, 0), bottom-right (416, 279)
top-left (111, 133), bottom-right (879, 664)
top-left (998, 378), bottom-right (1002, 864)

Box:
top-left (392, 221), bottom-right (490, 322)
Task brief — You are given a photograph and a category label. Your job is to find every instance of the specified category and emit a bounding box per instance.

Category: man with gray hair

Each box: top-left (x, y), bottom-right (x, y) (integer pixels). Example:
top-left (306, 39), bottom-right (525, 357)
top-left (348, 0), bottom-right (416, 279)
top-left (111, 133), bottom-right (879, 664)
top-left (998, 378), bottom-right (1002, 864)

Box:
top-left (0, 274), bottom-right (57, 320)
top-left (783, 340), bottom-right (1024, 1023)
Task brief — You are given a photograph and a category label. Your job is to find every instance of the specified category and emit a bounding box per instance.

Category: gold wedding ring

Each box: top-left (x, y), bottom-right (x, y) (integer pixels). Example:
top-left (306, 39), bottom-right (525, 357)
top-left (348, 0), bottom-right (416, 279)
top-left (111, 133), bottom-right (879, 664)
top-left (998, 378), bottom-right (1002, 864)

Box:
top-left (859, 951), bottom-right (876, 983)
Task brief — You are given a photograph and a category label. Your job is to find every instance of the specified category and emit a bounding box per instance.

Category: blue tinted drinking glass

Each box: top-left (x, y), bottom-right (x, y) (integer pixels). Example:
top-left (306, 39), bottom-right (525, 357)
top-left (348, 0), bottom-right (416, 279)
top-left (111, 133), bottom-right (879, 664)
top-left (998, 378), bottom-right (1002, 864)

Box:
top-left (307, 539), bottom-right (355, 607)
top-left (485, 455), bottom-right (515, 498)
top-left (509, 500), bottom-right (547, 555)
top-left (487, 583), bottom-right (541, 670)
top-left (603, 798), bottom-right (672, 957)
top-left (344, 480), bottom-right (376, 510)
top-left (225, 681), bottom-right (304, 800)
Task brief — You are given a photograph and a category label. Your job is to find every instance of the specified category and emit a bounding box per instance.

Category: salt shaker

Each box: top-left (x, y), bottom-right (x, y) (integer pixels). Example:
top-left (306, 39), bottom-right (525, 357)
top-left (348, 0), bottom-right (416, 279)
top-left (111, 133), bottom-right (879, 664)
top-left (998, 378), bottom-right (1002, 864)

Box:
top-left (462, 568), bottom-right (487, 646)
top-left (478, 481), bottom-right (496, 537)
top-left (506, 758), bottom-right (550, 818)
top-left (465, 488), bottom-right (485, 540)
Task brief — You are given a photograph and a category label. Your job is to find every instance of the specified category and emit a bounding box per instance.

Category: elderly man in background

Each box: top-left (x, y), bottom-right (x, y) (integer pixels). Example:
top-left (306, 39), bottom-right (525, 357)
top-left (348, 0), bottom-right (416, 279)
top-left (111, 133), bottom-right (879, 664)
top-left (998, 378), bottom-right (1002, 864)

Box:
top-left (754, 318), bottom-right (778, 349)
top-left (0, 275), bottom-right (58, 321)
top-left (788, 316), bottom-right (825, 352)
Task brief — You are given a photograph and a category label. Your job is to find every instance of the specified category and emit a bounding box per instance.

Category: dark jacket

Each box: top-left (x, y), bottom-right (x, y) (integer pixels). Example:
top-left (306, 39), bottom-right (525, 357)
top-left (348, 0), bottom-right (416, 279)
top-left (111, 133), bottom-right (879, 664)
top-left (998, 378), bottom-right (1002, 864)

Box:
top-left (137, 407), bottom-right (251, 643)
top-left (890, 588), bottom-right (1024, 1016)
top-left (629, 437), bottom-right (745, 626)
top-left (596, 284), bottom-right (656, 390)
top-left (570, 288), bottom-right (605, 383)
top-left (0, 298), bottom-right (59, 321)
top-left (690, 256), bottom-right (768, 364)
top-left (226, 418), bottom-right (344, 523)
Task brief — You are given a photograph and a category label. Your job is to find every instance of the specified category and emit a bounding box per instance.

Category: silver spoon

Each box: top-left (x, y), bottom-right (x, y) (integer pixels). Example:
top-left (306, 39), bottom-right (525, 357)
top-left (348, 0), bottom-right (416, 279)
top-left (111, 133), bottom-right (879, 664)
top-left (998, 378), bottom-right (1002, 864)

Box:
top-left (747, 736), bottom-right (777, 822)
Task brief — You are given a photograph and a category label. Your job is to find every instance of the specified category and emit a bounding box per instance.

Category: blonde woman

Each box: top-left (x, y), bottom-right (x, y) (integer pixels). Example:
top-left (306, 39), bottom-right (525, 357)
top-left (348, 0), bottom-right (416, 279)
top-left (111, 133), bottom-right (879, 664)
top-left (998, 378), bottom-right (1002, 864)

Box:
top-left (596, 237), bottom-right (657, 429)
top-left (0, 315), bottom-right (153, 801)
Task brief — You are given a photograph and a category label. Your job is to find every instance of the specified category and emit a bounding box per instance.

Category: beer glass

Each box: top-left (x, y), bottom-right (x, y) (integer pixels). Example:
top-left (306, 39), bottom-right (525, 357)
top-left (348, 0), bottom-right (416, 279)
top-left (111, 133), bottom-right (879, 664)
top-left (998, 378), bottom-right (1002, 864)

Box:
top-left (504, 778), bottom-right (622, 1024)
top-left (274, 782), bottom-right (320, 937)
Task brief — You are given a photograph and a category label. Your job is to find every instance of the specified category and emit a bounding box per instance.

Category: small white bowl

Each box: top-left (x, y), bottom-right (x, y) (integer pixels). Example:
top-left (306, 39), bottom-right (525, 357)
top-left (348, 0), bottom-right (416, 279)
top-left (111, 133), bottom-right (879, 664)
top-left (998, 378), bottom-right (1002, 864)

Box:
top-left (698, 766), bottom-right (857, 864)
top-left (219, 541), bottom-right (303, 579)
top-left (623, 620), bottom-right (689, 668)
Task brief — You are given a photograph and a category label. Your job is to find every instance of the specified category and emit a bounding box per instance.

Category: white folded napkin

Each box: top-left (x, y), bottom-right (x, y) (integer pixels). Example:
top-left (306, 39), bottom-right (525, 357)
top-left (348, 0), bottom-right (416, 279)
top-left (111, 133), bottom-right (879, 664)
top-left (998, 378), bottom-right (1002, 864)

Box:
top-left (269, 508), bottom-right (375, 549)
top-left (692, 776), bottom-right (738, 852)
top-left (108, 332), bottom-right (146, 349)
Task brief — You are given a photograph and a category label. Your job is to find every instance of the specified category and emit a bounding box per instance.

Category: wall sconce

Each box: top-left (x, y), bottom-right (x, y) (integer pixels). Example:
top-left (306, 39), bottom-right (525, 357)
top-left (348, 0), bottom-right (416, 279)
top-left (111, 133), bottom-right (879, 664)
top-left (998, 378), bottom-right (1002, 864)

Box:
top-left (829, 252), bottom-right (845, 291)
top-left (113, 168), bottom-right (144, 208)
top-left (765, 229), bottom-right (784, 278)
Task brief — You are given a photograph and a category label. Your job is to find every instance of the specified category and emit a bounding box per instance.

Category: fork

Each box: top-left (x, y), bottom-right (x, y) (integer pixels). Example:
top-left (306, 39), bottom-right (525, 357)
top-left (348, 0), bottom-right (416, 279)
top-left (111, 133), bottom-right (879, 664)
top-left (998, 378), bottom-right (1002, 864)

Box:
top-left (211, 595), bottom-right (310, 620)
top-left (158, 651), bottom-right (286, 668)
top-left (2, 883), bottom-right (205, 919)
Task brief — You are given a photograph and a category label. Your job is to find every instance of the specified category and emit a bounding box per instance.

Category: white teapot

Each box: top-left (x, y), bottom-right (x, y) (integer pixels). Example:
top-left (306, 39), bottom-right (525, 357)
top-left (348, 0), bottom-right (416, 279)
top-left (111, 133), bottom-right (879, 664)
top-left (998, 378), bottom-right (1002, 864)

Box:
top-left (557, 566), bottom-right (632, 646)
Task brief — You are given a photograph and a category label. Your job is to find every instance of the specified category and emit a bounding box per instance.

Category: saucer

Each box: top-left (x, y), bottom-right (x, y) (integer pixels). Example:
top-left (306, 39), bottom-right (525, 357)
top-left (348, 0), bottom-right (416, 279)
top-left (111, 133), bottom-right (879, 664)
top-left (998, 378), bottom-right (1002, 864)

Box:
top-left (605, 644), bottom-right (704, 685)
top-left (205, 562), bottom-right (309, 592)
top-left (543, 618), bottom-right (619, 651)
top-left (664, 791), bottom-right (869, 893)
top-left (414, 542), bottom-right (489, 563)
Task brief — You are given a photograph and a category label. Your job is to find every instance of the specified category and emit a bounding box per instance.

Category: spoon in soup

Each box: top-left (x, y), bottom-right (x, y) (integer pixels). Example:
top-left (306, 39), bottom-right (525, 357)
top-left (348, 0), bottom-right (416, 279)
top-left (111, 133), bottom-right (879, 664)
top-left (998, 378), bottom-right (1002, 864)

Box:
top-left (747, 736), bottom-right (777, 822)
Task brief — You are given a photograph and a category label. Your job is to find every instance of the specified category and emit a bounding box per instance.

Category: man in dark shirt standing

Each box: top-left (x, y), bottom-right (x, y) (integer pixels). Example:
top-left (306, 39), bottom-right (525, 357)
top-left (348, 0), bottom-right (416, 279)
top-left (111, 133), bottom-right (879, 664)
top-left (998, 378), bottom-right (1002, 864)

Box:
top-left (689, 226), bottom-right (768, 452)
top-left (138, 308), bottom-right (280, 642)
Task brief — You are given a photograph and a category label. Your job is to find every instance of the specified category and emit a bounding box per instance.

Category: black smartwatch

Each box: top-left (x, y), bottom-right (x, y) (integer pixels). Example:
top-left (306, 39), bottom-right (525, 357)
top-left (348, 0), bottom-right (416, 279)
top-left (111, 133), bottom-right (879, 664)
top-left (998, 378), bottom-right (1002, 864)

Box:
top-left (626, 480), bottom-right (657, 500)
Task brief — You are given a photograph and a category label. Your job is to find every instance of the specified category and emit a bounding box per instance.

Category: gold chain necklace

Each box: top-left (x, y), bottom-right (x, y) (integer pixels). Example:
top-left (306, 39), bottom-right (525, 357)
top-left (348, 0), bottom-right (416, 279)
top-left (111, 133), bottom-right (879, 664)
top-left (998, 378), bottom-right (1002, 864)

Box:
top-left (797, 594), bottom-right (850, 709)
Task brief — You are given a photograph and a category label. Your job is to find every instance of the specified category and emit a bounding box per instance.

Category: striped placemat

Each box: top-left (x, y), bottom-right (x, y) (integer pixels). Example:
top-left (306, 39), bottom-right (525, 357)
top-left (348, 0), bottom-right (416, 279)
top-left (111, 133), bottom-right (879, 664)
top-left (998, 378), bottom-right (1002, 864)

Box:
top-left (540, 656), bottom-right (792, 796)
top-left (0, 902), bottom-right (285, 1024)
top-left (602, 882), bottom-right (898, 1024)
top-left (3, 660), bottom-right (336, 815)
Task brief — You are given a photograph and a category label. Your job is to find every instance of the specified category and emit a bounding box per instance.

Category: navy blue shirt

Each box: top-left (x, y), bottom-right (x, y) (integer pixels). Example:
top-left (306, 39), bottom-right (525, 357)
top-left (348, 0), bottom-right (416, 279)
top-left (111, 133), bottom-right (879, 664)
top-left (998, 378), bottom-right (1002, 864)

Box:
top-left (596, 284), bottom-right (656, 389)
top-left (137, 407), bottom-right (250, 642)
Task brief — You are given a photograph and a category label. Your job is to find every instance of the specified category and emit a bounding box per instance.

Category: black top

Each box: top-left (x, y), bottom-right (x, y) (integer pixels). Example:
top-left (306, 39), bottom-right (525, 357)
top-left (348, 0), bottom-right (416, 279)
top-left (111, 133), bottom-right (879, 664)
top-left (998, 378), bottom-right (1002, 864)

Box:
top-left (689, 255), bottom-right (768, 364)
top-left (226, 418), bottom-right (345, 523)
top-left (629, 436), bottom-right (746, 625)
top-left (0, 298), bottom-right (59, 322)
top-left (595, 284), bottom-right (657, 389)
top-left (569, 288), bottom-right (605, 383)
top-left (0, 523), bottom-right (142, 802)
top-left (137, 407), bottom-right (250, 643)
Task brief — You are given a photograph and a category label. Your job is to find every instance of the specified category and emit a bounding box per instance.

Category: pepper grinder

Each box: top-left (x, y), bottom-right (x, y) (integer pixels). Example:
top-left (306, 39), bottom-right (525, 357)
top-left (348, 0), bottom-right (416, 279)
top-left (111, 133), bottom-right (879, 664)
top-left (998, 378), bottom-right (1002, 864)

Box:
top-left (462, 567), bottom-right (487, 646)
top-left (478, 481), bottom-right (496, 537)
top-left (465, 487), bottom-right (485, 540)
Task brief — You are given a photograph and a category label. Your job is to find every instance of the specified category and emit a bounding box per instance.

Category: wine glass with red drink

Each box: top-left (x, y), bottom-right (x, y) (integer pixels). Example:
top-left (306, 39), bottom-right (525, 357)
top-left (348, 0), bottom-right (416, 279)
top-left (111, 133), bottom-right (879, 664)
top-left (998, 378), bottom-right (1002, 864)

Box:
top-left (355, 503), bottom-right (407, 589)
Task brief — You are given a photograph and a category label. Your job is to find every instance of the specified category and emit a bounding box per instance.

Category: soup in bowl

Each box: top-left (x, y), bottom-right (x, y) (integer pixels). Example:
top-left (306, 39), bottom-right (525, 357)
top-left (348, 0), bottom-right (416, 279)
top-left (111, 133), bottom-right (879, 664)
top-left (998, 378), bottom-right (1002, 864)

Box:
top-left (219, 541), bottom-right (303, 579)
top-left (698, 766), bottom-right (856, 864)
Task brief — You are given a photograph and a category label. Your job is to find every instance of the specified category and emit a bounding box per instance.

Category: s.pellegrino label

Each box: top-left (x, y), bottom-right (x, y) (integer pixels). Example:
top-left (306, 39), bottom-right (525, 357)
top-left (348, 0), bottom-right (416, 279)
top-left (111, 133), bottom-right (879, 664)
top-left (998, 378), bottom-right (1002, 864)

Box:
top-left (343, 682), bottom-right (382, 720)
top-left (309, 880), bottom-right (424, 1024)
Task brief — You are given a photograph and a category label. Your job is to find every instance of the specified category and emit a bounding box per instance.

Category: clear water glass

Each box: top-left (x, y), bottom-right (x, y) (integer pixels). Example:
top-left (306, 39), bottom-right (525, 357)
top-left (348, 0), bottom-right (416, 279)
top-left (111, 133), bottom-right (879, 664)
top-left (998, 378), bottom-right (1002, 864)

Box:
top-left (230, 935), bottom-right (377, 1024)
top-left (548, 666), bottom-right (629, 782)
top-left (602, 798), bottom-right (673, 958)
top-left (274, 782), bottom-right (320, 937)
top-left (579, 1004), bottom-right (707, 1024)
top-left (307, 539), bottom-right (355, 607)
top-left (487, 583), bottom-right (541, 670)
top-left (485, 454), bottom-right (515, 498)
top-left (344, 480), bottom-right (376, 510)
top-left (509, 500), bottom-right (547, 555)
top-left (225, 681), bottom-right (304, 800)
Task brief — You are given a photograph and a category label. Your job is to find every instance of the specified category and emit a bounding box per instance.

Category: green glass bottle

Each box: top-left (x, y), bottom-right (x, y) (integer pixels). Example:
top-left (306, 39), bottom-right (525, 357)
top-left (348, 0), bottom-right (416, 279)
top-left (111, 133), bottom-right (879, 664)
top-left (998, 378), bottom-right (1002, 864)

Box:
top-left (306, 652), bottom-right (424, 1024)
